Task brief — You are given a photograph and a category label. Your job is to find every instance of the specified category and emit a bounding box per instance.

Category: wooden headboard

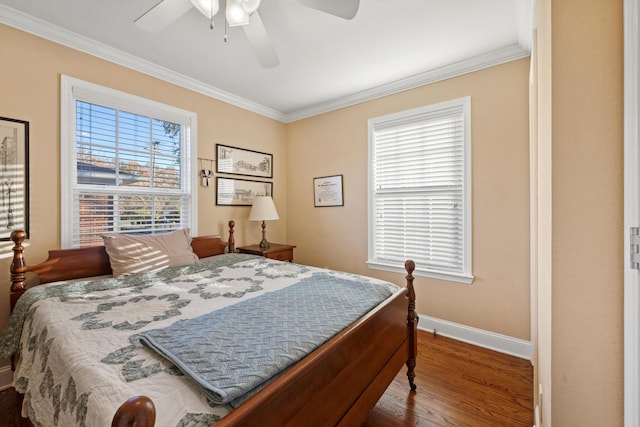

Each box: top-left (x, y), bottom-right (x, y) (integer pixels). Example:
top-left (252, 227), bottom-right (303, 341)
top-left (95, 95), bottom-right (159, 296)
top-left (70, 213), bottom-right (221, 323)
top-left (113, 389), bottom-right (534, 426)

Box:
top-left (9, 221), bottom-right (235, 311)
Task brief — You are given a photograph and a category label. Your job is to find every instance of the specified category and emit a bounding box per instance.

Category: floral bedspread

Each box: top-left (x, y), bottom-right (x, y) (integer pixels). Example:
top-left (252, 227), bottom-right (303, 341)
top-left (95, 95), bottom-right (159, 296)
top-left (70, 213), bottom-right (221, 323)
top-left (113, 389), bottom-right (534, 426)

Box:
top-left (0, 253), bottom-right (397, 427)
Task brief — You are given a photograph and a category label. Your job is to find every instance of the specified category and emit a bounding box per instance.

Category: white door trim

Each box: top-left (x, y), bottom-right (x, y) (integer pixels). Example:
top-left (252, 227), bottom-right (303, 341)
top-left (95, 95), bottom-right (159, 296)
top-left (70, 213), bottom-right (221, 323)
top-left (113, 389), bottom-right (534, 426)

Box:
top-left (624, 0), bottom-right (640, 425)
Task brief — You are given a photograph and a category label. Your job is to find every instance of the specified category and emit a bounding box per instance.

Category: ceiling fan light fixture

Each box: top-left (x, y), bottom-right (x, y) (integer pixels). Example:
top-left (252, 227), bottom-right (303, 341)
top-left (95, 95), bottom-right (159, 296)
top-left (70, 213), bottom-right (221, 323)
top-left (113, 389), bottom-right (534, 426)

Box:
top-left (191, 0), bottom-right (220, 18)
top-left (241, 0), bottom-right (261, 14)
top-left (226, 0), bottom-right (250, 26)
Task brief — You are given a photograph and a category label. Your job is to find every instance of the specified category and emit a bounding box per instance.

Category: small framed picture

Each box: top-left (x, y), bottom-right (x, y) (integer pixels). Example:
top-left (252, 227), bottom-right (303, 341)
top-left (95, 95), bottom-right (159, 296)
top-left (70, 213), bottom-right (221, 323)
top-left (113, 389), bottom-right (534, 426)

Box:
top-left (216, 144), bottom-right (273, 178)
top-left (0, 116), bottom-right (29, 240)
top-left (216, 177), bottom-right (273, 206)
top-left (314, 175), bottom-right (344, 207)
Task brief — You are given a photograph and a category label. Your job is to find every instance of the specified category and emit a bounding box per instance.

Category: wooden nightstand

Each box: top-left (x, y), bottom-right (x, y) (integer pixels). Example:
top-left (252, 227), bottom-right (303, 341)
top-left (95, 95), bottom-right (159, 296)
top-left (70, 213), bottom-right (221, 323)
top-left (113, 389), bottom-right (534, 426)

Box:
top-left (236, 243), bottom-right (296, 262)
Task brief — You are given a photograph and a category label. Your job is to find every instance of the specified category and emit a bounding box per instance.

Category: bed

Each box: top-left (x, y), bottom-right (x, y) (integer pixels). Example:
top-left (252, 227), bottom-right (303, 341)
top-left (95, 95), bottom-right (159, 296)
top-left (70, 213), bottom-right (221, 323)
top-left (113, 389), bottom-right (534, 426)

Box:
top-left (2, 221), bottom-right (418, 427)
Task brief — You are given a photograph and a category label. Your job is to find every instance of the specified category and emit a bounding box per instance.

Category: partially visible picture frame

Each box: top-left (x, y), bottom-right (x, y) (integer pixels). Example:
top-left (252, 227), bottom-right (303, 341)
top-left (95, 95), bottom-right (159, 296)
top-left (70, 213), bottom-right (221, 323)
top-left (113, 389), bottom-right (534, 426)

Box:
top-left (314, 175), bottom-right (344, 207)
top-left (216, 177), bottom-right (273, 206)
top-left (216, 144), bottom-right (273, 178)
top-left (0, 117), bottom-right (29, 240)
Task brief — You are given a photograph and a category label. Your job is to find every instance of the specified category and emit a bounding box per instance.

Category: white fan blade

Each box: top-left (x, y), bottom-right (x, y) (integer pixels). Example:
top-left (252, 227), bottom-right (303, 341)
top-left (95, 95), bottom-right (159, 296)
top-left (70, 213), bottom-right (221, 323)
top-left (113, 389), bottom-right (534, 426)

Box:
top-left (134, 0), bottom-right (194, 33)
top-left (294, 0), bottom-right (359, 20)
top-left (242, 11), bottom-right (279, 68)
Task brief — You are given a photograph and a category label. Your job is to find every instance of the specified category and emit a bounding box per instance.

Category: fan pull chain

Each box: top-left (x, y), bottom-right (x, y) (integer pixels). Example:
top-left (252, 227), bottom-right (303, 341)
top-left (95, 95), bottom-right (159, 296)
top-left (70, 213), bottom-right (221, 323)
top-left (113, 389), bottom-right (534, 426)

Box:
top-left (209, 0), bottom-right (215, 29)
top-left (224, 16), bottom-right (228, 42)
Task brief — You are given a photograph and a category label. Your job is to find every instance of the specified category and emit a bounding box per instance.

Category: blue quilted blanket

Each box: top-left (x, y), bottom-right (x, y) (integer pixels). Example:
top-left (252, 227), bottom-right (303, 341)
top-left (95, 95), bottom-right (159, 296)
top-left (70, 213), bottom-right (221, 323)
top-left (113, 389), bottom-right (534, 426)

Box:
top-left (140, 272), bottom-right (393, 405)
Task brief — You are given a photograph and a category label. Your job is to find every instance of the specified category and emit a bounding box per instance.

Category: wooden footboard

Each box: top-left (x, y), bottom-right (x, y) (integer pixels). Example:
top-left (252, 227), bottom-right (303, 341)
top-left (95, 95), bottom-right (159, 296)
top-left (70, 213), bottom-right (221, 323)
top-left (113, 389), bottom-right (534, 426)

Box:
top-left (112, 261), bottom-right (418, 427)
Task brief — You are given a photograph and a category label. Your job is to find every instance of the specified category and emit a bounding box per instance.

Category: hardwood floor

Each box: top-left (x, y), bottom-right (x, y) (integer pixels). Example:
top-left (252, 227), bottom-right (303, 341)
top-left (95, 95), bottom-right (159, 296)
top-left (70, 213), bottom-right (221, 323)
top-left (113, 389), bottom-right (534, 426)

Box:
top-left (0, 386), bottom-right (28, 427)
top-left (363, 330), bottom-right (533, 426)
top-left (0, 330), bottom-right (533, 427)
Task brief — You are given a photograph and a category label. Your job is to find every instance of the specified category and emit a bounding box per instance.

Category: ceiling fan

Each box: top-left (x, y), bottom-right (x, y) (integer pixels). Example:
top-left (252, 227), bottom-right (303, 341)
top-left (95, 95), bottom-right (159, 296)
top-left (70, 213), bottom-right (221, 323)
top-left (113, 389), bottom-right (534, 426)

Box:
top-left (134, 0), bottom-right (360, 68)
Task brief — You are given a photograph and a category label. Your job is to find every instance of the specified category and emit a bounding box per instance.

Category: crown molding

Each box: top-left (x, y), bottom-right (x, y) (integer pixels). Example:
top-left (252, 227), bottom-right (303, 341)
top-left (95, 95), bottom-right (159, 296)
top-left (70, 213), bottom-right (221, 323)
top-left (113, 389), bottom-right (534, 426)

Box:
top-left (283, 44), bottom-right (530, 122)
top-left (0, 4), bottom-right (286, 122)
top-left (1, 3), bottom-right (529, 124)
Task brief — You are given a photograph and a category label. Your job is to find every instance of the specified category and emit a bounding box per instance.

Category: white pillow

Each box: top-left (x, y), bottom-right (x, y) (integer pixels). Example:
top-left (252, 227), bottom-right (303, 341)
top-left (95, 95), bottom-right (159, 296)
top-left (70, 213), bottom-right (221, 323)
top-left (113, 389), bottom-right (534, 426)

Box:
top-left (102, 229), bottom-right (198, 277)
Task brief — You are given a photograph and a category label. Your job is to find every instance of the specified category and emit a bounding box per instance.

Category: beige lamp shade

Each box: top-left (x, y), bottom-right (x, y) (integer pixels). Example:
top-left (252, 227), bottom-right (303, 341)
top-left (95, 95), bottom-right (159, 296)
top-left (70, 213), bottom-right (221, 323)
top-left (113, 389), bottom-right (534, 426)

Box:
top-left (249, 196), bottom-right (279, 221)
top-left (249, 196), bottom-right (279, 248)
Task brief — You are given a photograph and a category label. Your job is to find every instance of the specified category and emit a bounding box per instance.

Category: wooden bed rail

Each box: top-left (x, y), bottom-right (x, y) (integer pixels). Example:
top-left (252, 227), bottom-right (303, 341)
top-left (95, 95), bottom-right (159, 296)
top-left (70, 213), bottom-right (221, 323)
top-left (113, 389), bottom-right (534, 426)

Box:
top-left (9, 221), bottom-right (236, 311)
top-left (110, 259), bottom-right (418, 427)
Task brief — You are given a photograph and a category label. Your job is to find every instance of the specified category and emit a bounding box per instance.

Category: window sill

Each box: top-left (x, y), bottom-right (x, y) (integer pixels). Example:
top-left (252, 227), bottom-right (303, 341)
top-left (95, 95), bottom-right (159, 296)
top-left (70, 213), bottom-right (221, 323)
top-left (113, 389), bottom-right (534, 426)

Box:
top-left (366, 260), bottom-right (474, 284)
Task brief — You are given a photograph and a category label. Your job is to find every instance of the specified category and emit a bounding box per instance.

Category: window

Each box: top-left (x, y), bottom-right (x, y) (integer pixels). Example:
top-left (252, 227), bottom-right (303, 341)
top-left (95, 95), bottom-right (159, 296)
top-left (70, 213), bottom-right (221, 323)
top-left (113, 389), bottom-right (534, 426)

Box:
top-left (367, 97), bottom-right (473, 283)
top-left (61, 76), bottom-right (197, 248)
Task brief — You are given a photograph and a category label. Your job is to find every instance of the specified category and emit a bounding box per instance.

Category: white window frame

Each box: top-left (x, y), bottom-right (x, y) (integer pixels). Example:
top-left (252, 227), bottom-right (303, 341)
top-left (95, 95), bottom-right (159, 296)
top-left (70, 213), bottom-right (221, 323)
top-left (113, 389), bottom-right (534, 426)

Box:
top-left (60, 75), bottom-right (198, 248)
top-left (367, 97), bottom-right (473, 283)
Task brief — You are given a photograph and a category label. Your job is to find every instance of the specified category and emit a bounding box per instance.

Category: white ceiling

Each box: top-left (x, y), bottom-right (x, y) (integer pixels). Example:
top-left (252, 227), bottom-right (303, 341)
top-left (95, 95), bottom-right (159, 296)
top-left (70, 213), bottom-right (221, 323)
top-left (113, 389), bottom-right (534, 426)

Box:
top-left (0, 0), bottom-right (532, 122)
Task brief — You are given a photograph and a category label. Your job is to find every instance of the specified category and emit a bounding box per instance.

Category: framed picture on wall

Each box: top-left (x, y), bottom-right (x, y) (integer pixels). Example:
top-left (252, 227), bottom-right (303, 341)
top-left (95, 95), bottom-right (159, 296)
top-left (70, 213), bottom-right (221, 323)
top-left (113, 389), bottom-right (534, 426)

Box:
top-left (216, 144), bottom-right (273, 178)
top-left (0, 116), bottom-right (29, 241)
top-left (313, 175), bottom-right (344, 207)
top-left (216, 177), bottom-right (273, 206)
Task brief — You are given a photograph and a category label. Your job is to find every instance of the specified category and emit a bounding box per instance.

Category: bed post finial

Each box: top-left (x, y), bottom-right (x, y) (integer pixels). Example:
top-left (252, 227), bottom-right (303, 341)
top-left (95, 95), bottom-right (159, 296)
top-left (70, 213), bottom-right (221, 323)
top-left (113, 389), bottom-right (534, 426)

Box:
top-left (112, 395), bottom-right (156, 427)
top-left (10, 230), bottom-right (27, 293)
top-left (228, 220), bottom-right (235, 253)
top-left (404, 259), bottom-right (417, 391)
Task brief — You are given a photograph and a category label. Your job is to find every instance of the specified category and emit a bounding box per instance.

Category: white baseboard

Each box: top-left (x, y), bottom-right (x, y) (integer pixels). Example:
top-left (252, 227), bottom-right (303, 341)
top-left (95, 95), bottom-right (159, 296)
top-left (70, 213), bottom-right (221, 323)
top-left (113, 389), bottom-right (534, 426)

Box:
top-left (0, 364), bottom-right (13, 391)
top-left (418, 313), bottom-right (532, 360)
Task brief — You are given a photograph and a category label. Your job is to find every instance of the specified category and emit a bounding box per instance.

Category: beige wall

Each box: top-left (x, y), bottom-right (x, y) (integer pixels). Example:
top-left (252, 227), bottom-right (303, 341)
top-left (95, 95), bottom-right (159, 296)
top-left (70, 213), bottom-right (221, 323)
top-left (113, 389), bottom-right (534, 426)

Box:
top-left (536, 0), bottom-right (624, 425)
top-left (0, 25), bottom-right (532, 345)
top-left (0, 18), bottom-right (532, 399)
top-left (0, 24), bottom-right (288, 342)
top-left (287, 58), bottom-right (532, 340)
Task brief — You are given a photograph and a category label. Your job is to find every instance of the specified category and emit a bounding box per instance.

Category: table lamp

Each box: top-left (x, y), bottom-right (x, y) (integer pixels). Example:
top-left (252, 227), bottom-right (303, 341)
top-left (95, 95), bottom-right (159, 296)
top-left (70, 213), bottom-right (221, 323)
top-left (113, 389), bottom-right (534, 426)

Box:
top-left (249, 196), bottom-right (279, 248)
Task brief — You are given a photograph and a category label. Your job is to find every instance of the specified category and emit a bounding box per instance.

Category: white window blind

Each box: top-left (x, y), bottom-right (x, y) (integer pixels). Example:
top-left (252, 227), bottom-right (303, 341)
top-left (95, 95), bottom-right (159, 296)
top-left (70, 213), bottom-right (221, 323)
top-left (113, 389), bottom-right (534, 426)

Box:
top-left (61, 76), bottom-right (197, 248)
top-left (368, 97), bottom-right (473, 283)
